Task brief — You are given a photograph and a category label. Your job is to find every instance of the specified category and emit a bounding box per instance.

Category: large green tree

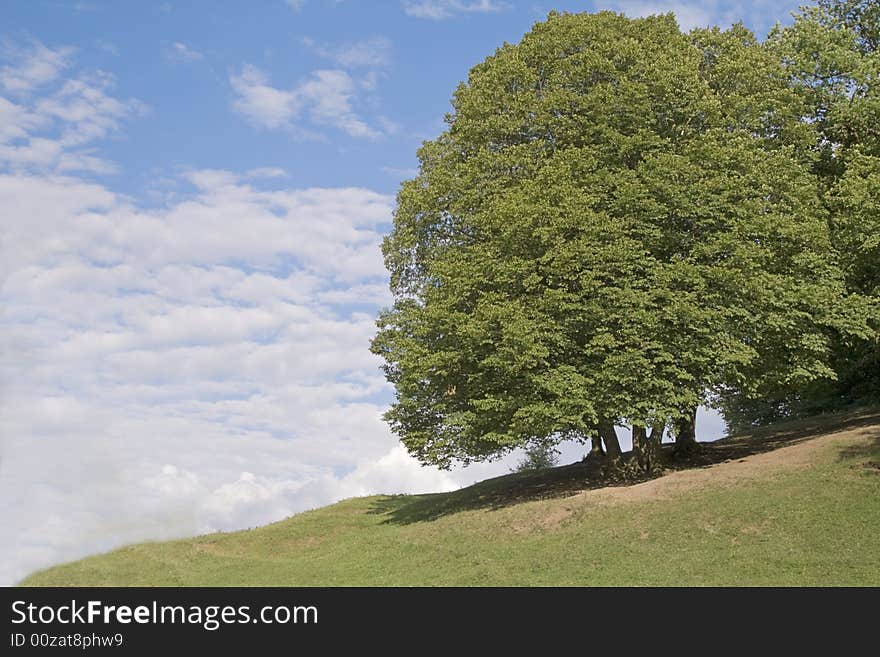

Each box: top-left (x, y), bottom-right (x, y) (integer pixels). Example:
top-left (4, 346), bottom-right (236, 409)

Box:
top-left (720, 0), bottom-right (880, 430)
top-left (372, 10), bottom-right (861, 472)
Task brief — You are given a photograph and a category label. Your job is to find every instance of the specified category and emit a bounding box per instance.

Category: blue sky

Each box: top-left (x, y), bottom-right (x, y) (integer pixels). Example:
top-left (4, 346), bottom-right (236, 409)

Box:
top-left (1, 0), bottom-right (803, 585)
top-left (4, 0), bottom-right (802, 198)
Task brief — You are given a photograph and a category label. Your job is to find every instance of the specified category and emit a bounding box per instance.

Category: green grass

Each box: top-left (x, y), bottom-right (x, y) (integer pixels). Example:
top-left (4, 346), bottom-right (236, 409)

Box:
top-left (22, 410), bottom-right (880, 586)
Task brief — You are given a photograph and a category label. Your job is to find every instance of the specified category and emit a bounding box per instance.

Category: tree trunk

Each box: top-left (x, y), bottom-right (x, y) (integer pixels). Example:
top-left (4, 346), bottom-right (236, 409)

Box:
top-left (673, 406), bottom-right (699, 457)
top-left (632, 424), bottom-right (645, 463)
top-left (632, 424), bottom-right (646, 472)
top-left (582, 431), bottom-right (605, 462)
top-left (632, 425), bottom-right (646, 453)
top-left (648, 420), bottom-right (665, 444)
top-left (599, 419), bottom-right (622, 463)
top-left (632, 424), bottom-right (662, 475)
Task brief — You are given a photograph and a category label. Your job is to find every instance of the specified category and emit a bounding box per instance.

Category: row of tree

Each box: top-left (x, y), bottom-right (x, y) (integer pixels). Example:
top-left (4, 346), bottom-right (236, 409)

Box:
top-left (371, 1), bottom-right (879, 474)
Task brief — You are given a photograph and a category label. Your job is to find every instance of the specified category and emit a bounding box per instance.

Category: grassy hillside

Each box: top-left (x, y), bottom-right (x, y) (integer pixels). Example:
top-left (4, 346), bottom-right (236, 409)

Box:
top-left (23, 409), bottom-right (880, 586)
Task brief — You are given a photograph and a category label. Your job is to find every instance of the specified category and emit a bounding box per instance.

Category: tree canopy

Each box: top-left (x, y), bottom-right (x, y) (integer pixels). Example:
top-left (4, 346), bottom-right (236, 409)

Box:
top-left (371, 7), bottom-right (876, 471)
top-left (720, 0), bottom-right (880, 429)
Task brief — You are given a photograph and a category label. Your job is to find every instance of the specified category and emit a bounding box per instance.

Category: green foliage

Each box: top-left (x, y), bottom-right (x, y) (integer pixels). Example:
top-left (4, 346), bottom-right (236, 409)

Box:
top-left (719, 0), bottom-right (880, 430)
top-left (372, 10), bottom-right (863, 467)
top-left (512, 443), bottom-right (560, 472)
top-left (768, 0), bottom-right (880, 166)
top-left (831, 152), bottom-right (880, 297)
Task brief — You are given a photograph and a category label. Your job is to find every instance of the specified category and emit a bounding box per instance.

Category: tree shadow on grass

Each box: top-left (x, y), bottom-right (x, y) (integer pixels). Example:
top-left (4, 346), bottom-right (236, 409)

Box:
top-left (368, 457), bottom-right (613, 524)
top-left (370, 407), bottom-right (880, 525)
top-left (834, 422), bottom-right (880, 465)
top-left (669, 407), bottom-right (880, 469)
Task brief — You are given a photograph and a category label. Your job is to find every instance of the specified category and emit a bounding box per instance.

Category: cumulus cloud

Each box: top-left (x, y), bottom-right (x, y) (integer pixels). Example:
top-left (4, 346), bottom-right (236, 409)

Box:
top-left (0, 164), bottom-right (392, 584)
top-left (232, 32), bottom-right (395, 140)
top-left (229, 65), bottom-right (297, 130)
top-left (402, 0), bottom-right (505, 20)
top-left (0, 49), bottom-right (419, 581)
top-left (298, 69), bottom-right (380, 138)
top-left (0, 42), bottom-right (145, 175)
top-left (138, 445), bottom-right (459, 535)
top-left (230, 64), bottom-right (382, 139)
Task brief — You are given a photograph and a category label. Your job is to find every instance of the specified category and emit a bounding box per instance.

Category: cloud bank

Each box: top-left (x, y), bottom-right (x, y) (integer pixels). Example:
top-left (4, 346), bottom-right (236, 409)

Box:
top-left (0, 41), bottom-right (467, 585)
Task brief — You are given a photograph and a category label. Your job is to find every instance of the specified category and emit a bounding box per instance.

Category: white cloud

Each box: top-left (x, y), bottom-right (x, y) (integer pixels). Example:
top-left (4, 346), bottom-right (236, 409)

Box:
top-left (230, 64), bottom-right (382, 139)
top-left (359, 70), bottom-right (381, 91)
top-left (334, 37), bottom-right (392, 68)
top-left (603, 1), bottom-right (801, 33)
top-left (38, 73), bottom-right (144, 145)
top-left (299, 69), bottom-right (379, 138)
top-left (166, 41), bottom-right (204, 63)
top-left (0, 97), bottom-right (43, 141)
top-left (183, 167), bottom-right (240, 189)
top-left (606, 1), bottom-right (713, 31)
top-left (0, 41), bottom-right (74, 93)
top-left (0, 42), bottom-right (144, 175)
top-left (376, 115), bottom-right (399, 135)
top-left (285, 0), bottom-right (306, 10)
top-left (402, 0), bottom-right (505, 20)
top-left (230, 65), bottom-right (298, 130)
top-left (246, 166), bottom-right (287, 179)
top-left (138, 445), bottom-right (459, 535)
top-left (0, 164), bottom-right (407, 584)
top-left (302, 35), bottom-right (392, 69)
